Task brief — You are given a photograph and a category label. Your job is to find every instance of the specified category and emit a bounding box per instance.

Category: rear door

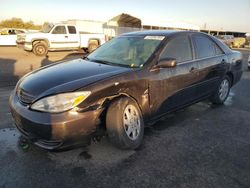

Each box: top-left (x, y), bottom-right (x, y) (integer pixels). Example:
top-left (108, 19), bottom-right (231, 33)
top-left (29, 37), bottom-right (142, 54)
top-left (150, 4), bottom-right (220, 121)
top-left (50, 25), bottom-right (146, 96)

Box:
top-left (66, 25), bottom-right (80, 48)
top-left (149, 34), bottom-right (201, 117)
top-left (191, 34), bottom-right (227, 99)
top-left (50, 25), bottom-right (69, 49)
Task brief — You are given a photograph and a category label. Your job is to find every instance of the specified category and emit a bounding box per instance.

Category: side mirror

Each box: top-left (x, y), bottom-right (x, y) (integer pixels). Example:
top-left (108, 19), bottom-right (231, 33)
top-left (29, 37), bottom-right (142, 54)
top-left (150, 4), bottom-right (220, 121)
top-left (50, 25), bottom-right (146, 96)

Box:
top-left (151, 58), bottom-right (177, 71)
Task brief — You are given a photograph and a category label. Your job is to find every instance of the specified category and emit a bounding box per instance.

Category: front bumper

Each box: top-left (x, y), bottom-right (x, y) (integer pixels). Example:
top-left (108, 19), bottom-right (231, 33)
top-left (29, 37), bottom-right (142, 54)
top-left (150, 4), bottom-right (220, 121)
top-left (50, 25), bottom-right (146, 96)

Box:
top-left (16, 41), bottom-right (32, 51)
top-left (9, 92), bottom-right (103, 150)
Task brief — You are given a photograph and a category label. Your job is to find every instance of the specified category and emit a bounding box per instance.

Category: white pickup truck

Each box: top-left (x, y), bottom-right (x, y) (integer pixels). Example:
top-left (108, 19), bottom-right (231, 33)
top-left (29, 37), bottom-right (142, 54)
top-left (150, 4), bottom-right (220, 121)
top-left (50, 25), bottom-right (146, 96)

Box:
top-left (16, 23), bottom-right (106, 56)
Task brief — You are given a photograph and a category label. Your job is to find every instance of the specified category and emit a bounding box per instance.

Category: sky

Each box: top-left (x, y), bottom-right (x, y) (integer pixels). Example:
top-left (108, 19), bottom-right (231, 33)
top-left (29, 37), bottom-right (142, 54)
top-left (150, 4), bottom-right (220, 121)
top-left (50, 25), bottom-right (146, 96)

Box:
top-left (0, 0), bottom-right (250, 32)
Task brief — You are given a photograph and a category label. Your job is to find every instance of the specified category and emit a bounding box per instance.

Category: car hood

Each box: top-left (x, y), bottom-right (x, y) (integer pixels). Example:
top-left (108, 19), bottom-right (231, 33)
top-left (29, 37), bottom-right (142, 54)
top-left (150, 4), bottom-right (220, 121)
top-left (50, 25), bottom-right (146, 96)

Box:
top-left (18, 58), bottom-right (131, 100)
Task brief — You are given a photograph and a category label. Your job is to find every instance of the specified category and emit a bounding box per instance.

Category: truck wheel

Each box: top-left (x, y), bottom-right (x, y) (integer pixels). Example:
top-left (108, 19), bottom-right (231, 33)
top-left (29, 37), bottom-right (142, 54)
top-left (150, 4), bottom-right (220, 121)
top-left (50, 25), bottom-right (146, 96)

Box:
top-left (88, 40), bottom-right (99, 53)
top-left (33, 42), bottom-right (48, 56)
top-left (210, 75), bottom-right (231, 105)
top-left (106, 97), bottom-right (144, 150)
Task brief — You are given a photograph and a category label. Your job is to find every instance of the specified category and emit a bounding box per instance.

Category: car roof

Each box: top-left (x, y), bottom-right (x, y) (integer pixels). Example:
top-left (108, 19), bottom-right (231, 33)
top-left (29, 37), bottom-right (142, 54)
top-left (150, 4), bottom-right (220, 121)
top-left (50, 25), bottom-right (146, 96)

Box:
top-left (121, 30), bottom-right (232, 54)
top-left (121, 30), bottom-right (198, 37)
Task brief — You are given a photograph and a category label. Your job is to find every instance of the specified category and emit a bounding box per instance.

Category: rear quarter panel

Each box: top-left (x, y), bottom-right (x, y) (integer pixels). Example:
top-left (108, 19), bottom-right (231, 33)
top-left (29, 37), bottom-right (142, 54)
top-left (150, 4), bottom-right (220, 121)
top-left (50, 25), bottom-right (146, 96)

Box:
top-left (80, 34), bottom-right (106, 48)
top-left (226, 51), bottom-right (243, 85)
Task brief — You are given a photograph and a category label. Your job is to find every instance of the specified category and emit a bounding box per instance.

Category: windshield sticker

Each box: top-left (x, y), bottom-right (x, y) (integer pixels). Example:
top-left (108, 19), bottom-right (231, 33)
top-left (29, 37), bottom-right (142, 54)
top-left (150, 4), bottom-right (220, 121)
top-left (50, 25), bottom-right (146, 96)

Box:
top-left (144, 36), bottom-right (165, 40)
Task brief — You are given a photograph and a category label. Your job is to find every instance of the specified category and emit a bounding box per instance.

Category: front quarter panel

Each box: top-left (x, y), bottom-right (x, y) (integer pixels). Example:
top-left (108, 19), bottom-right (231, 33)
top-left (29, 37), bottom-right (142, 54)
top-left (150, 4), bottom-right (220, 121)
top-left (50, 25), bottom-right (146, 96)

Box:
top-left (78, 69), bottom-right (151, 121)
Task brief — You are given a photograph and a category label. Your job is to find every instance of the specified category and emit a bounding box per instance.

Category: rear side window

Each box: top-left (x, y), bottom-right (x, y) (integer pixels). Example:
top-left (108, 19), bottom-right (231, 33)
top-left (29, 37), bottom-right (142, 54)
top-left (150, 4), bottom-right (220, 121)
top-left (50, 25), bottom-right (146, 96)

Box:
top-left (193, 35), bottom-right (223, 59)
top-left (160, 35), bottom-right (192, 63)
top-left (68, 26), bottom-right (76, 34)
top-left (52, 26), bottom-right (66, 34)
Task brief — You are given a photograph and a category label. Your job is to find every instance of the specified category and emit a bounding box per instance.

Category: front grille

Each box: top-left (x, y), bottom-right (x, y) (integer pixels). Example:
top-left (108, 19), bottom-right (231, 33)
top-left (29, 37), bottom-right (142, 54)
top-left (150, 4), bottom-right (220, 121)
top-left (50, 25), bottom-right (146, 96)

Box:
top-left (17, 88), bottom-right (35, 105)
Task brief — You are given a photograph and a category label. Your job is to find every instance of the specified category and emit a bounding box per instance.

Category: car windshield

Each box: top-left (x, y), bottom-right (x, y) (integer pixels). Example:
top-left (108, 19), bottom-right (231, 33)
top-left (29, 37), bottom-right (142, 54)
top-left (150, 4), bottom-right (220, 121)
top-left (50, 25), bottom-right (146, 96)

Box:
top-left (87, 36), bottom-right (164, 68)
top-left (41, 23), bottom-right (54, 33)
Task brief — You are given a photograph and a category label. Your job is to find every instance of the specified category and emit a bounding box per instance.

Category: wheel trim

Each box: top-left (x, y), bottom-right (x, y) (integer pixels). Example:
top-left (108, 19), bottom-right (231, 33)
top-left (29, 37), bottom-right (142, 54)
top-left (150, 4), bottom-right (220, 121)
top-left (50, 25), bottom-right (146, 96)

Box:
top-left (123, 104), bottom-right (141, 141)
top-left (219, 79), bottom-right (230, 101)
top-left (36, 46), bottom-right (45, 55)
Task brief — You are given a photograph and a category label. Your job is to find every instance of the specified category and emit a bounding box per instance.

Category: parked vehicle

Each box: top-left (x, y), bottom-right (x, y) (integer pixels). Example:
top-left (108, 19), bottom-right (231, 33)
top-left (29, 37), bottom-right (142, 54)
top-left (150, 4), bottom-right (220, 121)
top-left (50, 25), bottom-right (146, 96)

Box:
top-left (9, 31), bottom-right (243, 150)
top-left (248, 55), bottom-right (250, 70)
top-left (0, 28), bottom-right (26, 46)
top-left (215, 35), bottom-right (235, 48)
top-left (233, 37), bottom-right (246, 48)
top-left (16, 23), bottom-right (106, 56)
top-left (244, 37), bottom-right (250, 48)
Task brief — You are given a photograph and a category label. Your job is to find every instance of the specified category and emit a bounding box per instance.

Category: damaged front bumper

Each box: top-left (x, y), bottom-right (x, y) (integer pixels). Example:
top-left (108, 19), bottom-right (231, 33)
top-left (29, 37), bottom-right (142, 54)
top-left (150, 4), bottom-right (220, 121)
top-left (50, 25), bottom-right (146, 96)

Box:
top-left (9, 92), bottom-right (103, 150)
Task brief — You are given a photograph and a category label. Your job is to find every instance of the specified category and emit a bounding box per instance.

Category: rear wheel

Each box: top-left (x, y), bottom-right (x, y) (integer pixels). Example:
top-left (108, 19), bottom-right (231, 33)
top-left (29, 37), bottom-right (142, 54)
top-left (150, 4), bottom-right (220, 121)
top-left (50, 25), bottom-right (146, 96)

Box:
top-left (210, 75), bottom-right (231, 104)
top-left (33, 41), bottom-right (48, 56)
top-left (106, 98), bottom-right (144, 149)
top-left (88, 40), bottom-right (99, 53)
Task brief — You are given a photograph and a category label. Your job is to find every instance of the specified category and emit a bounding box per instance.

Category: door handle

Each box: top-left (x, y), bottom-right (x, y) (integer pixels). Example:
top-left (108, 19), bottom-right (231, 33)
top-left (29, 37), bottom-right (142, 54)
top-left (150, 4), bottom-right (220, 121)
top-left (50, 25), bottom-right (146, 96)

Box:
top-left (189, 67), bottom-right (198, 73)
top-left (64, 35), bottom-right (68, 38)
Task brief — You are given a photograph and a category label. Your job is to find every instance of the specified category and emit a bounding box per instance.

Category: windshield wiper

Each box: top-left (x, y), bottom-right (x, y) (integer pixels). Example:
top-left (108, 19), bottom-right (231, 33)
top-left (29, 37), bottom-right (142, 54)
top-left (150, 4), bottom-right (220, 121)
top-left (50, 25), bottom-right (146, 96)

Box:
top-left (82, 56), bottom-right (89, 60)
top-left (87, 58), bottom-right (140, 68)
top-left (88, 58), bottom-right (128, 67)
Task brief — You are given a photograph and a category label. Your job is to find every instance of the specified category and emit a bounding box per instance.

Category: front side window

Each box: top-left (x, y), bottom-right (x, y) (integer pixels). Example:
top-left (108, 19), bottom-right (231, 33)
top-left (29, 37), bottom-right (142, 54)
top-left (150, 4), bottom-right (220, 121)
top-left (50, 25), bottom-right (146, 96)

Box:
top-left (87, 36), bottom-right (164, 68)
top-left (193, 35), bottom-right (223, 59)
top-left (52, 26), bottom-right (66, 34)
top-left (160, 35), bottom-right (193, 63)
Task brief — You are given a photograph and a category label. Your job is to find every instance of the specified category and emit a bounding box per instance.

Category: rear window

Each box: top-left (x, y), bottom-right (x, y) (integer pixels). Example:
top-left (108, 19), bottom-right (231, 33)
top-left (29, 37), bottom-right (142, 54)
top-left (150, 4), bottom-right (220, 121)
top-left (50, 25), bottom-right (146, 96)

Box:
top-left (68, 26), bottom-right (76, 34)
top-left (193, 35), bottom-right (223, 59)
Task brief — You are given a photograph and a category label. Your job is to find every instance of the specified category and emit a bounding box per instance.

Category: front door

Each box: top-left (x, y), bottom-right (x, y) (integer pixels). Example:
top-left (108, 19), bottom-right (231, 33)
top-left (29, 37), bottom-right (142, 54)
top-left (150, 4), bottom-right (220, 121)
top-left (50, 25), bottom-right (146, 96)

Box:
top-left (50, 25), bottom-right (69, 49)
top-left (149, 34), bottom-right (201, 118)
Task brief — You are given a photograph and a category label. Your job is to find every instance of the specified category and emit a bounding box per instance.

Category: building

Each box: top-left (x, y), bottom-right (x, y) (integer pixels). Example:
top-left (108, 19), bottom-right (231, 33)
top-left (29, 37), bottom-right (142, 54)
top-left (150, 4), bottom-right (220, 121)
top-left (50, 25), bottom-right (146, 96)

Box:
top-left (64, 13), bottom-right (246, 38)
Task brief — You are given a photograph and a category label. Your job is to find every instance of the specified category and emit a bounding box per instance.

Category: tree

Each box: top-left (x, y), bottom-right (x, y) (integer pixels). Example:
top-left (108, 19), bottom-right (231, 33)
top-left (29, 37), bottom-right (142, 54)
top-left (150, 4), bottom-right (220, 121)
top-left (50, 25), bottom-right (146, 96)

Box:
top-left (0, 18), bottom-right (41, 30)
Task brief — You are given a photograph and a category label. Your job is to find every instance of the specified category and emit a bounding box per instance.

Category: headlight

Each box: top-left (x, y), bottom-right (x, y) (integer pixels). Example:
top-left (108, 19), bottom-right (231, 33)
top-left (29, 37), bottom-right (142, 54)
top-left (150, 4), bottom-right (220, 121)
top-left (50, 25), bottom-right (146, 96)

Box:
top-left (31, 91), bottom-right (91, 113)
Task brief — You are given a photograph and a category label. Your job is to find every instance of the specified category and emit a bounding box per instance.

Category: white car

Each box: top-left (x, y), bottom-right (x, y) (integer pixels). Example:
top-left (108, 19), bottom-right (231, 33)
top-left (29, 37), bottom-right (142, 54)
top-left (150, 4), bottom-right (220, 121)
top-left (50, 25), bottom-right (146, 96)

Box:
top-left (0, 29), bottom-right (26, 46)
top-left (248, 55), bottom-right (250, 70)
top-left (16, 23), bottom-right (106, 56)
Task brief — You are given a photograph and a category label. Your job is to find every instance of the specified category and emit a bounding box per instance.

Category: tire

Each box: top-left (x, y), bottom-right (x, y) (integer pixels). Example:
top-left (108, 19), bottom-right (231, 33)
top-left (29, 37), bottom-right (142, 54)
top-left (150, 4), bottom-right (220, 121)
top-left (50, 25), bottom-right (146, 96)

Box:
top-left (88, 40), bottom-right (99, 53)
top-left (106, 97), bottom-right (144, 150)
top-left (32, 41), bottom-right (48, 56)
top-left (210, 75), bottom-right (231, 105)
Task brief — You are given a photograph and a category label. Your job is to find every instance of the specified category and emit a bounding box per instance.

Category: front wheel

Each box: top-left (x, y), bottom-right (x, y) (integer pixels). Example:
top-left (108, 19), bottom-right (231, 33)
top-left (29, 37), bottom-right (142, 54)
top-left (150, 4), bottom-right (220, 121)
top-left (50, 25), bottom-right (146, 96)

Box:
top-left (32, 42), bottom-right (48, 56)
top-left (210, 75), bottom-right (231, 104)
top-left (106, 98), bottom-right (144, 150)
